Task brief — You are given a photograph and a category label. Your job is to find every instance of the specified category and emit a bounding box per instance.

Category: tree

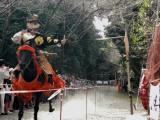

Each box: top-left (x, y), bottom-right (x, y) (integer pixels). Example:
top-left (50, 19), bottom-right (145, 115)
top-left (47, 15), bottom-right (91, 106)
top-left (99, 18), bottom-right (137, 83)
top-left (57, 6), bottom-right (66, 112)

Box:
top-left (0, 0), bottom-right (102, 80)
top-left (104, 0), bottom-right (154, 87)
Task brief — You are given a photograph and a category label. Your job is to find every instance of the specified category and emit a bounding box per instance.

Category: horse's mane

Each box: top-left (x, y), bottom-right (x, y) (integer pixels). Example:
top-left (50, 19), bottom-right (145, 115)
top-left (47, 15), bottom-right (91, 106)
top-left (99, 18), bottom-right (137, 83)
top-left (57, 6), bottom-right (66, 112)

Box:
top-left (17, 45), bottom-right (36, 60)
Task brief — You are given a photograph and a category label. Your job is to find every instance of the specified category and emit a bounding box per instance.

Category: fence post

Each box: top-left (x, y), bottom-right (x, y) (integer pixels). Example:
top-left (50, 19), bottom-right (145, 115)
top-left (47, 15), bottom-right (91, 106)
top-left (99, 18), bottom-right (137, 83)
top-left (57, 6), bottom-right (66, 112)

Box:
top-left (95, 86), bottom-right (97, 113)
top-left (86, 87), bottom-right (88, 120)
top-left (60, 93), bottom-right (63, 120)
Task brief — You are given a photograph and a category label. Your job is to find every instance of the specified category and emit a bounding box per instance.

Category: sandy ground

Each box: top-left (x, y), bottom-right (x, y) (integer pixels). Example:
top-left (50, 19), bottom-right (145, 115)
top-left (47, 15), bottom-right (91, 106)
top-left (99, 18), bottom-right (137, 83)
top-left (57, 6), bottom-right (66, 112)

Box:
top-left (0, 86), bottom-right (148, 120)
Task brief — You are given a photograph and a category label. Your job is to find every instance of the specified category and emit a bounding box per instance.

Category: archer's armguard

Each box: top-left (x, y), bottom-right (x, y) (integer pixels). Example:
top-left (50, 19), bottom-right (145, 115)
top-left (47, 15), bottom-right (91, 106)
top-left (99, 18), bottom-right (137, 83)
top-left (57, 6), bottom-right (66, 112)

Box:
top-left (47, 37), bottom-right (59, 44)
top-left (47, 37), bottom-right (67, 47)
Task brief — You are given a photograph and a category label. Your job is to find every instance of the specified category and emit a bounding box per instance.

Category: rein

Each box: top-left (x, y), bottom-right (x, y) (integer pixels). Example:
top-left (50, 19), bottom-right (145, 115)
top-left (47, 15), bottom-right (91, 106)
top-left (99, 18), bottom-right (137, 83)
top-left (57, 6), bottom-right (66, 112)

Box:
top-left (21, 57), bottom-right (33, 73)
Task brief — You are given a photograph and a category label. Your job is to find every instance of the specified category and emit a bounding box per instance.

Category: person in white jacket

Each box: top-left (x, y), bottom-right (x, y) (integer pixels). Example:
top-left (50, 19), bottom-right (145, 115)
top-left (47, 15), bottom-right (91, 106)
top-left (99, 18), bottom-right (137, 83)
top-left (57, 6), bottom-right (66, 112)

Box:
top-left (0, 59), bottom-right (9, 115)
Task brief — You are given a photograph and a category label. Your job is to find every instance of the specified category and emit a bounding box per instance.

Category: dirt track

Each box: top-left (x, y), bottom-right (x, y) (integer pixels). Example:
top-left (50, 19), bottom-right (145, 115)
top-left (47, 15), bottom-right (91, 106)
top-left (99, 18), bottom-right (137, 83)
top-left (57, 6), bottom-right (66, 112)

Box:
top-left (0, 86), bottom-right (147, 120)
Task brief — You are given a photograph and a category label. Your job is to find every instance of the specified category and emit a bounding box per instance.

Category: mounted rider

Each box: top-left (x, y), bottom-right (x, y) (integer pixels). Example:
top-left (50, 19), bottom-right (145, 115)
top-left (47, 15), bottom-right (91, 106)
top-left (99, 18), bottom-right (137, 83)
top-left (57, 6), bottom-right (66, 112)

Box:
top-left (11, 14), bottom-right (61, 85)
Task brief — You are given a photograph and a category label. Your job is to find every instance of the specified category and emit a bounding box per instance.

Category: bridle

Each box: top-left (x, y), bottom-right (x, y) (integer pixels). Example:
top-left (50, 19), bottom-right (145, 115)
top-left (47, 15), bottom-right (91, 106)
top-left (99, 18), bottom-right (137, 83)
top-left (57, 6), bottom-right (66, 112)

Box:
top-left (17, 45), bottom-right (38, 75)
top-left (21, 57), bottom-right (33, 72)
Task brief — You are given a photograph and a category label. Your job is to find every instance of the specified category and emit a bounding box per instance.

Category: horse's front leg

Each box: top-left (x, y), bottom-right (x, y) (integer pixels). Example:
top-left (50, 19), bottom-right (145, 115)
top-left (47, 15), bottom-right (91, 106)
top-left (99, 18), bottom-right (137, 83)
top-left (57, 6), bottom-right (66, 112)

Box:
top-left (34, 92), bottom-right (41, 120)
top-left (18, 97), bottom-right (24, 120)
top-left (49, 100), bottom-right (55, 112)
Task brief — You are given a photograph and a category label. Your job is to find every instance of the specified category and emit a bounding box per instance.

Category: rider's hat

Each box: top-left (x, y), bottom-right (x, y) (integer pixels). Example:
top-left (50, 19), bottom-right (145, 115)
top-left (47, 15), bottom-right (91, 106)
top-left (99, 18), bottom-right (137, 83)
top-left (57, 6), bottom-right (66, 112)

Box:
top-left (26, 14), bottom-right (40, 29)
top-left (27, 14), bottom-right (39, 22)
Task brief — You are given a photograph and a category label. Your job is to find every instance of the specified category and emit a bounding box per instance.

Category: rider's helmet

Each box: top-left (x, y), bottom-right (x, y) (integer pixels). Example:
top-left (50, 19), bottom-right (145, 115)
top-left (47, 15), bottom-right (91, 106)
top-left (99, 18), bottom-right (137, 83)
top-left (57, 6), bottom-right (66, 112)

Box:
top-left (26, 14), bottom-right (40, 30)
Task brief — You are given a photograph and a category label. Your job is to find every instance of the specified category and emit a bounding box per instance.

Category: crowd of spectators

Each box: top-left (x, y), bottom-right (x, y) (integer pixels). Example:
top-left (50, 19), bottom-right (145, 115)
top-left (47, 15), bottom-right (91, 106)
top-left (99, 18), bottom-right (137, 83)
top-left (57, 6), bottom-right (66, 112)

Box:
top-left (0, 59), bottom-right (32, 116)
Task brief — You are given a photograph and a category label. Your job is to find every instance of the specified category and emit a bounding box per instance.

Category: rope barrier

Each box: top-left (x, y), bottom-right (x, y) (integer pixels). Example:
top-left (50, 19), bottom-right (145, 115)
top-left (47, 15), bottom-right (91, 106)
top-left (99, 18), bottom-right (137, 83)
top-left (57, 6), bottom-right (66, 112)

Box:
top-left (0, 88), bottom-right (59, 94)
top-left (0, 86), bottom-right (118, 120)
top-left (0, 86), bottom-right (97, 94)
top-left (59, 92), bottom-right (63, 120)
top-left (0, 84), bottom-right (12, 85)
top-left (86, 87), bottom-right (88, 120)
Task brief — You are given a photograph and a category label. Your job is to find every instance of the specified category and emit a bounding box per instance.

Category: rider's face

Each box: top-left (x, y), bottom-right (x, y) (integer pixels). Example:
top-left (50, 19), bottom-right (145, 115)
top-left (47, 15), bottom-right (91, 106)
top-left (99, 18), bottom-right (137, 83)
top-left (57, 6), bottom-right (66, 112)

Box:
top-left (26, 21), bottom-right (40, 32)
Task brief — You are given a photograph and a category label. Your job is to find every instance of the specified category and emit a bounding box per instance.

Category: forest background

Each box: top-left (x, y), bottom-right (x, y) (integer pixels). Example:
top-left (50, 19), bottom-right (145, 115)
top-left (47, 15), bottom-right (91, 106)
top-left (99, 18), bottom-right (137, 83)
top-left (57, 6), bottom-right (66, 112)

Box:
top-left (0, 0), bottom-right (156, 88)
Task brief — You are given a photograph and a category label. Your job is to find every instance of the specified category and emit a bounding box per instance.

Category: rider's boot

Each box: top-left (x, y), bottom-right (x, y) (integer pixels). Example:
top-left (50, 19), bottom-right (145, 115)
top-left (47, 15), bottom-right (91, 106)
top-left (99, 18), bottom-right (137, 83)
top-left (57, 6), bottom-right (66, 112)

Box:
top-left (48, 74), bottom-right (53, 85)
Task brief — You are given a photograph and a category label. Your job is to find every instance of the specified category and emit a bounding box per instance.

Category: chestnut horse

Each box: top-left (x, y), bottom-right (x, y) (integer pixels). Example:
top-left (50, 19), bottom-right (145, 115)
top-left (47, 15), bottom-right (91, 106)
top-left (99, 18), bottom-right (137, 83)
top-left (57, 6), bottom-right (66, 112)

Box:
top-left (13, 45), bottom-right (65, 120)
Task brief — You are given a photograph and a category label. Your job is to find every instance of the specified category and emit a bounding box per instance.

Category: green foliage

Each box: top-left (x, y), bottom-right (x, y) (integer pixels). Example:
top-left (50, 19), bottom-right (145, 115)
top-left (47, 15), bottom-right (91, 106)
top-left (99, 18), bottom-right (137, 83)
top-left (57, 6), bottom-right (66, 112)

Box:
top-left (104, 0), bottom-right (153, 87)
top-left (129, 0), bottom-right (152, 82)
top-left (105, 23), bottom-right (125, 54)
top-left (0, 0), bottom-right (102, 80)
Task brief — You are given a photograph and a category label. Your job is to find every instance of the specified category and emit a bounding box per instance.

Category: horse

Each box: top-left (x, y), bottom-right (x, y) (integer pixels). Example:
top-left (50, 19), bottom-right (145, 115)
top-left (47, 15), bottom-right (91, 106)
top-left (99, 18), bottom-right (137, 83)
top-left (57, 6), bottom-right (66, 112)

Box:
top-left (12, 45), bottom-right (65, 120)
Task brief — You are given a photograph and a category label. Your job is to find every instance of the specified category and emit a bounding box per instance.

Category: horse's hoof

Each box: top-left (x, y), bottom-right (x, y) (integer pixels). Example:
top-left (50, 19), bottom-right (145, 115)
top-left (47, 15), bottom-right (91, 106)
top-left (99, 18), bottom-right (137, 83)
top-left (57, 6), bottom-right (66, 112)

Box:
top-left (34, 116), bottom-right (38, 120)
top-left (1, 113), bottom-right (8, 115)
top-left (49, 108), bottom-right (55, 112)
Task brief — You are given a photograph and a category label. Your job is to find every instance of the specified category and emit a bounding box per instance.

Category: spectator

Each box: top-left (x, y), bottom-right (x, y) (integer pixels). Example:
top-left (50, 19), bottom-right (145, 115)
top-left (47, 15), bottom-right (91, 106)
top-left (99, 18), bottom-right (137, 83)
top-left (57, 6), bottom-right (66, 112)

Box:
top-left (0, 59), bottom-right (9, 115)
top-left (8, 68), bottom-right (15, 112)
top-left (3, 77), bottom-right (12, 115)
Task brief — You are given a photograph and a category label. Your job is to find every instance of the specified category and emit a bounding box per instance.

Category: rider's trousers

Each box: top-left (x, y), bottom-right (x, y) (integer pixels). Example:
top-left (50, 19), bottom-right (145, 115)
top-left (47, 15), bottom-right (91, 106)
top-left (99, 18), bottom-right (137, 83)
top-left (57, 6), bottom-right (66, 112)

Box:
top-left (15, 52), bottom-right (54, 75)
top-left (38, 52), bottom-right (54, 75)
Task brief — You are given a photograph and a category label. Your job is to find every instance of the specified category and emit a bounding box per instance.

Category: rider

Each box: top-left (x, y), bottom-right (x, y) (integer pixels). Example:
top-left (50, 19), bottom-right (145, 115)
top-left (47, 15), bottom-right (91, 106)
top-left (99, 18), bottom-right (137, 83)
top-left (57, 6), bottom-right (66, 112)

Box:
top-left (11, 14), bottom-right (58, 85)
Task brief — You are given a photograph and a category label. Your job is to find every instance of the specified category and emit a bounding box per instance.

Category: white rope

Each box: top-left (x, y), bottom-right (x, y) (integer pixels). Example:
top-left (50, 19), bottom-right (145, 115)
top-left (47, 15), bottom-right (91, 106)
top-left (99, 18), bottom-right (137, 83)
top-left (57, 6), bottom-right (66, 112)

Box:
top-left (0, 84), bottom-right (12, 85)
top-left (0, 88), bottom-right (58, 94)
top-left (0, 86), bottom-right (96, 94)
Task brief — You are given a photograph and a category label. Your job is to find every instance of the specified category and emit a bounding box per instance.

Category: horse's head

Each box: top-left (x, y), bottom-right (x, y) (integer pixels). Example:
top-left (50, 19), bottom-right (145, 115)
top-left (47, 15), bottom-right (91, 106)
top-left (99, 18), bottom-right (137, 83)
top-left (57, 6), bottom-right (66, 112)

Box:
top-left (17, 45), bottom-right (36, 71)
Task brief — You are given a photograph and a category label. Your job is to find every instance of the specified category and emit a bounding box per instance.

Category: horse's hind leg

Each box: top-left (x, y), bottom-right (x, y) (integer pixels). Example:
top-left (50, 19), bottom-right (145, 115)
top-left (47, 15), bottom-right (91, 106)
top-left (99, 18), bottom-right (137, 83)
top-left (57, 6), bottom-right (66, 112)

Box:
top-left (49, 100), bottom-right (55, 112)
top-left (34, 92), bottom-right (41, 120)
top-left (18, 97), bottom-right (24, 120)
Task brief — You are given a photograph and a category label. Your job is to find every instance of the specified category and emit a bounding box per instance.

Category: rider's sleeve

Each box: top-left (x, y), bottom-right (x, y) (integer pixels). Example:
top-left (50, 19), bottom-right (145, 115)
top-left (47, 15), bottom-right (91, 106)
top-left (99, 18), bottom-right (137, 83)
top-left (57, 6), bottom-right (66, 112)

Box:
top-left (11, 31), bottom-right (23, 44)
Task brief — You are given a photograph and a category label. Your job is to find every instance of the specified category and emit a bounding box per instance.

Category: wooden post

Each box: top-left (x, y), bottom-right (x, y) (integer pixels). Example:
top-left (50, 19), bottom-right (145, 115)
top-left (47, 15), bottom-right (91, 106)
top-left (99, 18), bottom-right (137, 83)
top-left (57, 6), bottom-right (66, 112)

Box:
top-left (60, 93), bottom-right (63, 120)
top-left (124, 26), bottom-right (133, 115)
top-left (86, 87), bottom-right (88, 120)
top-left (95, 86), bottom-right (97, 113)
top-left (126, 48), bottom-right (133, 114)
